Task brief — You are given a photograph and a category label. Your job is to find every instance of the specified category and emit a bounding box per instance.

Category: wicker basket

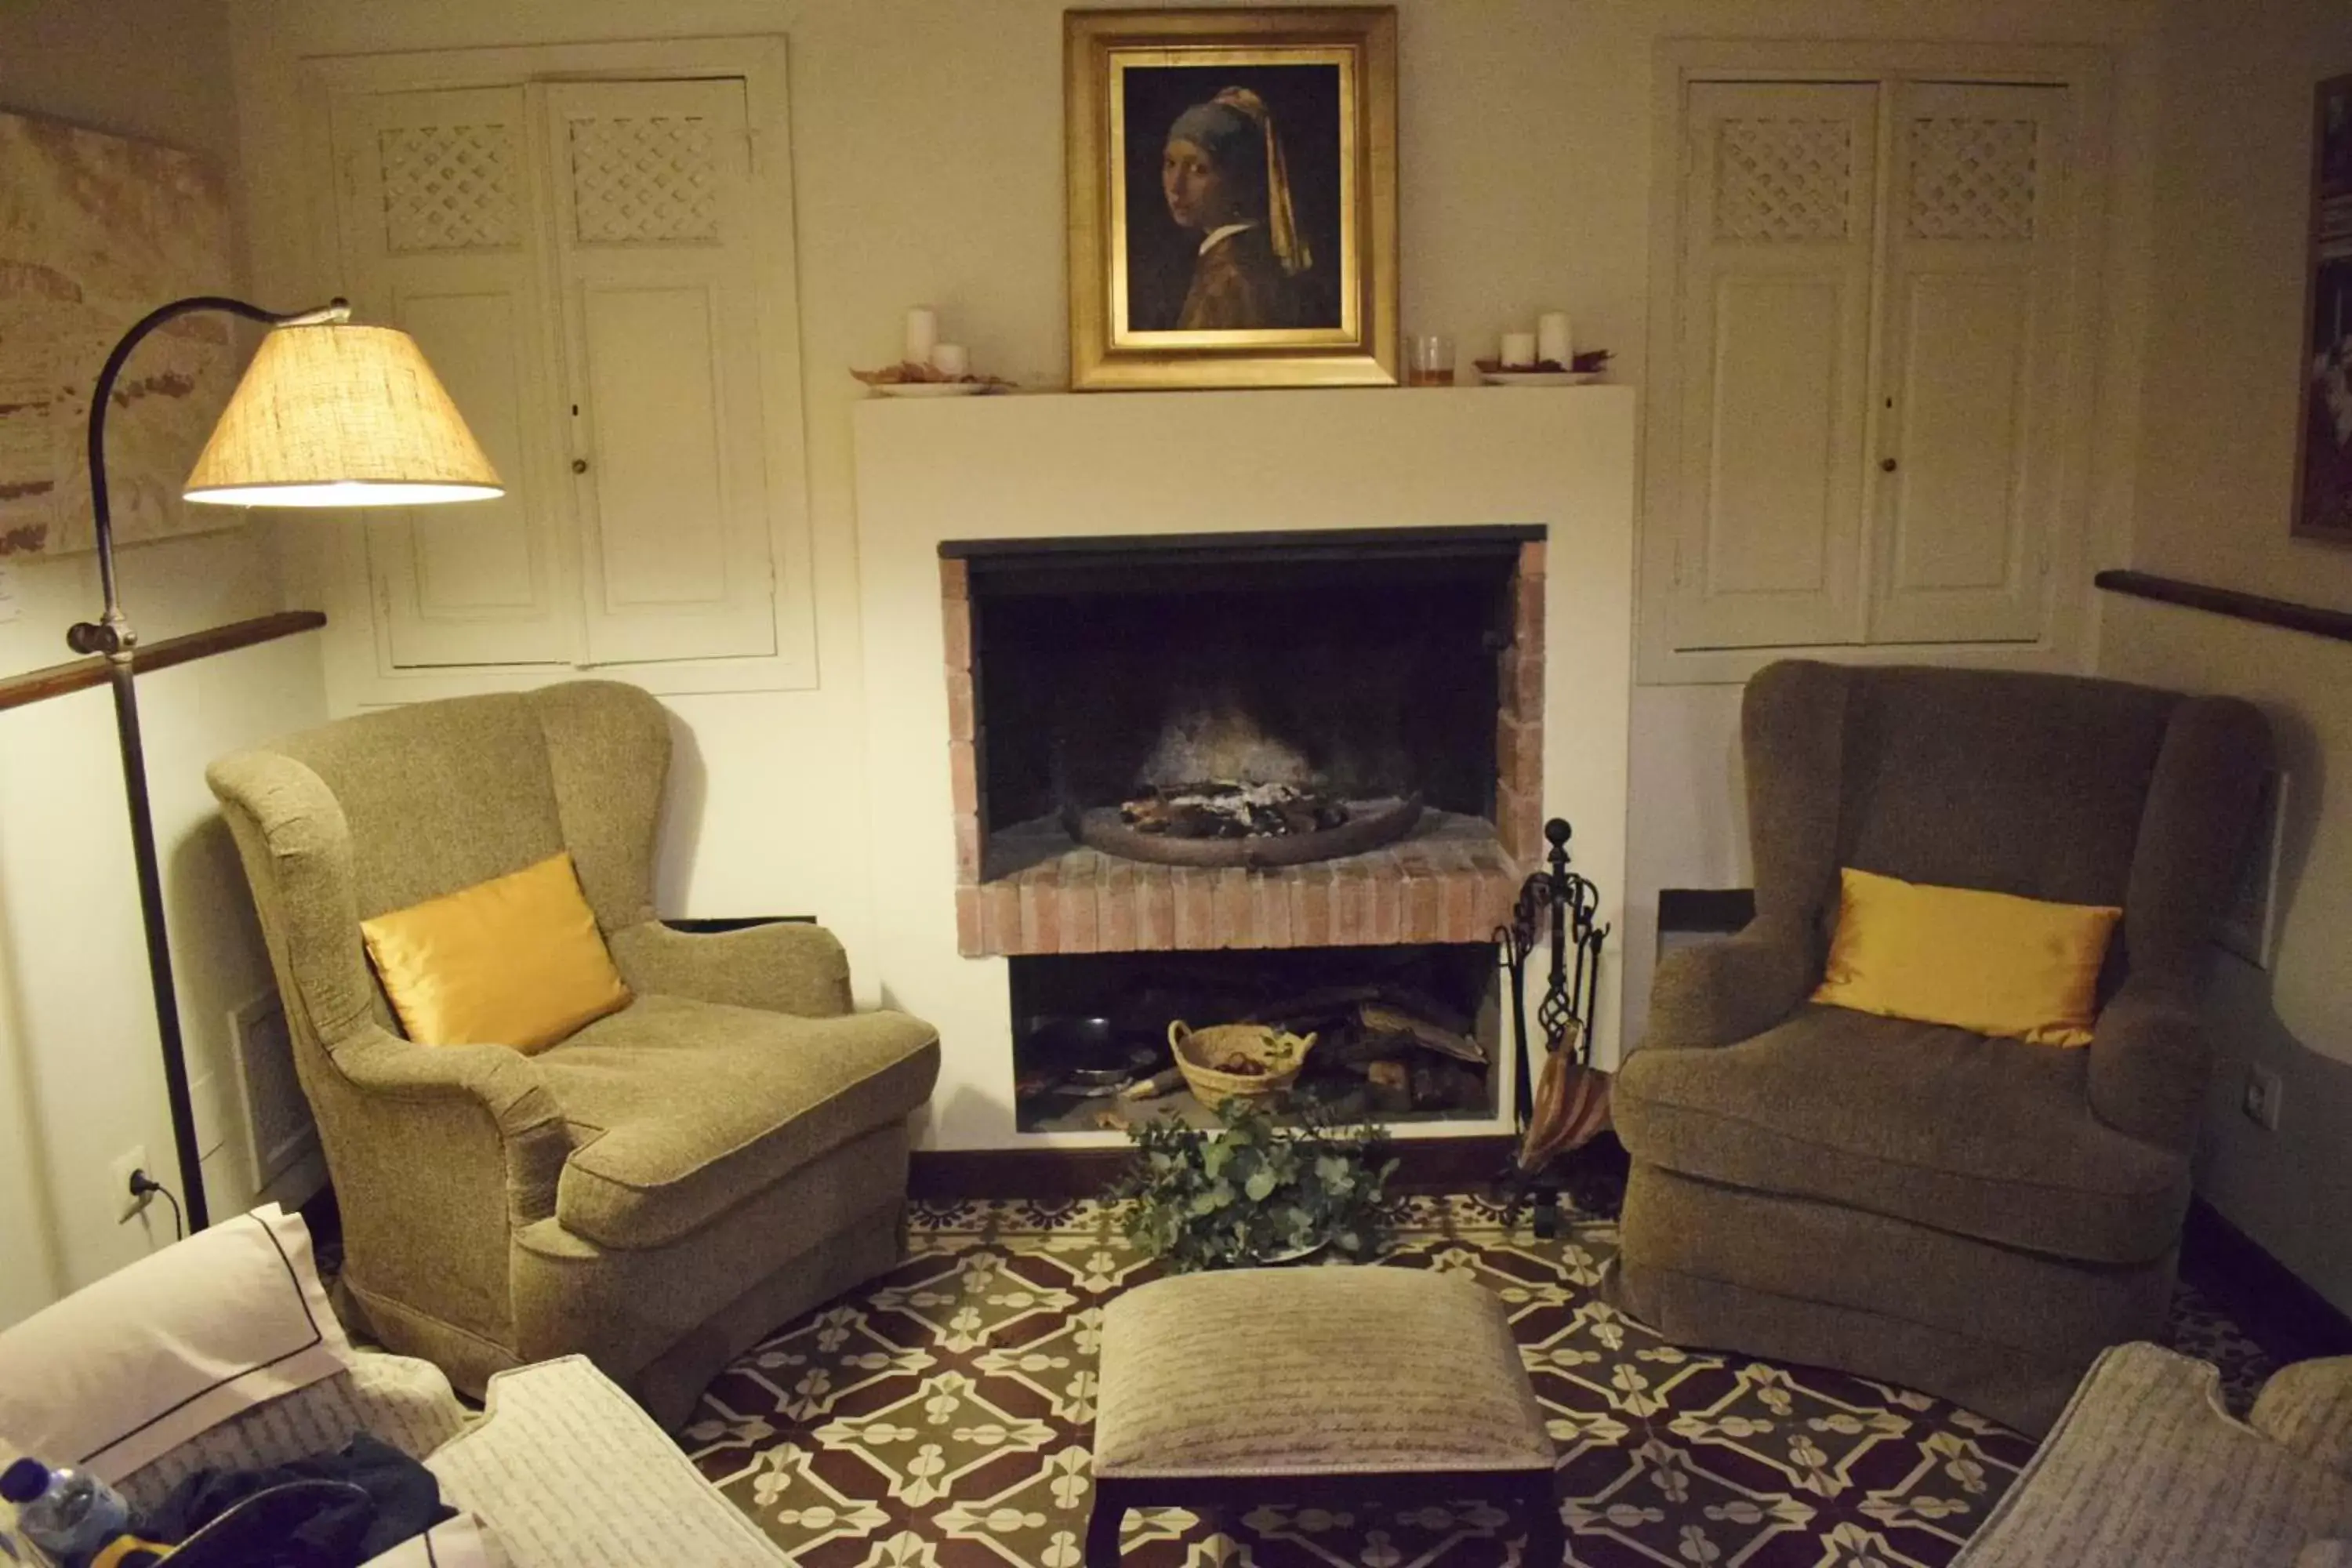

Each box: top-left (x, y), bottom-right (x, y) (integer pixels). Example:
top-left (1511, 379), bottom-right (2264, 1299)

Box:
top-left (1168, 1022), bottom-right (1316, 1109)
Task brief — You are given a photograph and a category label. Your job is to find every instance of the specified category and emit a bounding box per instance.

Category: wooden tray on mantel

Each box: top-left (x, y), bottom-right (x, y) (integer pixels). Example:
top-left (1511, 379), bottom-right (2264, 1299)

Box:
top-left (1058, 793), bottom-right (1424, 869)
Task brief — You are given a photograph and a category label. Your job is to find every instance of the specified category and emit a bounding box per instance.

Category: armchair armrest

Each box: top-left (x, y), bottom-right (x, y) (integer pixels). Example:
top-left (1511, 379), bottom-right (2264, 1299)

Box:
top-left (606, 919), bottom-right (852, 1017)
top-left (2252, 1357), bottom-right (2352, 1480)
top-left (1645, 920), bottom-right (1814, 1050)
top-left (2085, 973), bottom-right (2211, 1152)
top-left (332, 1025), bottom-right (568, 1225)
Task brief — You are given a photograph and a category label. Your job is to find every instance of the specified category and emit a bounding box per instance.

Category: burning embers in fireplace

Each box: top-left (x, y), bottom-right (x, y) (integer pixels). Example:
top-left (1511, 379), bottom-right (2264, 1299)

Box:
top-left (1119, 780), bottom-right (1352, 840)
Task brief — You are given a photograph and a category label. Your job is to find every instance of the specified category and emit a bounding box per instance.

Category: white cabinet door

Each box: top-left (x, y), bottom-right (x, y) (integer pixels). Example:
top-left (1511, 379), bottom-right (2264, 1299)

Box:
top-left (332, 87), bottom-right (575, 667)
top-left (542, 80), bottom-right (776, 666)
top-left (1669, 82), bottom-right (1880, 651)
top-left (1869, 82), bottom-right (2071, 644)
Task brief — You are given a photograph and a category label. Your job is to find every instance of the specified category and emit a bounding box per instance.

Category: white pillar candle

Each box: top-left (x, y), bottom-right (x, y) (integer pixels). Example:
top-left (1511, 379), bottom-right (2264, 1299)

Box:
top-left (1537, 311), bottom-right (1573, 368)
top-left (1500, 331), bottom-right (1537, 368)
top-left (931, 343), bottom-right (969, 379)
top-left (905, 307), bottom-right (938, 366)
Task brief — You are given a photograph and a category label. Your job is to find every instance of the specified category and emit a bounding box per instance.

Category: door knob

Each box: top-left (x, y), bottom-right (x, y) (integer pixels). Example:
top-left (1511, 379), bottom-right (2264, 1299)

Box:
top-left (572, 458), bottom-right (590, 474)
top-left (1879, 457), bottom-right (1899, 473)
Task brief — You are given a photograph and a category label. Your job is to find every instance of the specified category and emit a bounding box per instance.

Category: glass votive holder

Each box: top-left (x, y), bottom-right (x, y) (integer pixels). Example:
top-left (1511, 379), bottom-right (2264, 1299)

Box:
top-left (1406, 333), bottom-right (1455, 387)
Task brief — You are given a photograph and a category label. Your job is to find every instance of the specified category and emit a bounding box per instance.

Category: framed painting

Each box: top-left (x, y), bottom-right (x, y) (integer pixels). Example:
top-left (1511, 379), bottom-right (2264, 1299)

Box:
top-left (1065, 7), bottom-right (1397, 390)
top-left (0, 110), bottom-right (238, 558)
top-left (2295, 73), bottom-right (2352, 543)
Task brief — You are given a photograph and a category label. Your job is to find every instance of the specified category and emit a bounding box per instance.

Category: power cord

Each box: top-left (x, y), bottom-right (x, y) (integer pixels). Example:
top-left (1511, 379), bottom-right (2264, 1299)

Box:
top-left (129, 1170), bottom-right (184, 1240)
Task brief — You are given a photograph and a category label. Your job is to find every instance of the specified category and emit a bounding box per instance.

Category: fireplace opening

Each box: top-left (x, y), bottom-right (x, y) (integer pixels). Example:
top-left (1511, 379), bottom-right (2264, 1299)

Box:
top-left (943, 527), bottom-right (1546, 958)
top-left (1009, 943), bottom-right (1501, 1134)
top-left (968, 531), bottom-right (1523, 859)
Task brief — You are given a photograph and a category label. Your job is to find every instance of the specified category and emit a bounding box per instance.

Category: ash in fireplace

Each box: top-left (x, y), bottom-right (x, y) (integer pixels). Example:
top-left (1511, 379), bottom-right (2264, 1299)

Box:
top-left (1120, 781), bottom-right (1352, 839)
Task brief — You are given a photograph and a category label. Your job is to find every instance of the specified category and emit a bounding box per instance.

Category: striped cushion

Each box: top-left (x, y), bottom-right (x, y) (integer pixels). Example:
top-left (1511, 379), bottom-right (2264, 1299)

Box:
top-left (1954, 1344), bottom-right (2352, 1567)
top-left (362, 1515), bottom-right (509, 1566)
top-left (2258, 1358), bottom-right (2352, 1479)
top-left (1093, 1266), bottom-right (1555, 1478)
top-left (426, 1356), bottom-right (789, 1565)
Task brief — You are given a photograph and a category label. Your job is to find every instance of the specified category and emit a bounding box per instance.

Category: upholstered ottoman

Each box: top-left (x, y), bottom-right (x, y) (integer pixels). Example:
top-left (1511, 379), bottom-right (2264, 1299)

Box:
top-left (1088, 1266), bottom-right (1560, 1565)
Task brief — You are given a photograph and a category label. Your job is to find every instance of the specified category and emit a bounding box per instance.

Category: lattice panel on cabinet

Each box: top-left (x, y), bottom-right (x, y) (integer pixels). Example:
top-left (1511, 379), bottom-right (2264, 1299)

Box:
top-left (1714, 118), bottom-right (1855, 242)
top-left (566, 115), bottom-right (720, 244)
top-left (1906, 118), bottom-right (2040, 241)
top-left (378, 123), bottom-right (520, 252)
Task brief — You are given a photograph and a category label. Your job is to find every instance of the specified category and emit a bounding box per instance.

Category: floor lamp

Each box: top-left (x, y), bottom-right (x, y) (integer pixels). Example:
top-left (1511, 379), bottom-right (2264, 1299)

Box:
top-left (77, 296), bottom-right (499, 1231)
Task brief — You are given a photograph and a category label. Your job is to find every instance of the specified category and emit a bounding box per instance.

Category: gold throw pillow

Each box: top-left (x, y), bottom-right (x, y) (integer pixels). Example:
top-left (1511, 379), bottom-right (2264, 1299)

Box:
top-left (359, 851), bottom-right (631, 1052)
top-left (1812, 866), bottom-right (2121, 1047)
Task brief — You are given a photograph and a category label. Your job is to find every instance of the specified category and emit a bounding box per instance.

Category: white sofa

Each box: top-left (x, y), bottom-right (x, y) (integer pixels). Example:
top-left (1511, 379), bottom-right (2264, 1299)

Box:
top-left (0, 1208), bottom-right (786, 1566)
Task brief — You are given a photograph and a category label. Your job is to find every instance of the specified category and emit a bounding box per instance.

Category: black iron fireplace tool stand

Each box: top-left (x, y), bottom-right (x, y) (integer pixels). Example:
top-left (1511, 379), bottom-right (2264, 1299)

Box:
top-left (1494, 818), bottom-right (1623, 1236)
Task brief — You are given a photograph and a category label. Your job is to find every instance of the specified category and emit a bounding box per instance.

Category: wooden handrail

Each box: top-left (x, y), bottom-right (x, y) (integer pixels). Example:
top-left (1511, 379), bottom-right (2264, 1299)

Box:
top-left (0, 609), bottom-right (326, 714)
top-left (2096, 570), bottom-right (2352, 645)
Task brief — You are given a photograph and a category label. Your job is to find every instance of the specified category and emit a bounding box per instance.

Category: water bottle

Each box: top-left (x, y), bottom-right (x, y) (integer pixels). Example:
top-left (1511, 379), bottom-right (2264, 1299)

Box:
top-left (0, 1458), bottom-right (129, 1568)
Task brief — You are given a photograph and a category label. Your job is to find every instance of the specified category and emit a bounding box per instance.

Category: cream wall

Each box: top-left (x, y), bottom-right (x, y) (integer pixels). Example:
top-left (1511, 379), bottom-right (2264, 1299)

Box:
top-left (2097, 0), bottom-right (2352, 1312)
top-left (0, 0), bottom-right (328, 1326)
top-left (854, 389), bottom-right (1635, 1148)
top-left (230, 0), bottom-right (2163, 1051)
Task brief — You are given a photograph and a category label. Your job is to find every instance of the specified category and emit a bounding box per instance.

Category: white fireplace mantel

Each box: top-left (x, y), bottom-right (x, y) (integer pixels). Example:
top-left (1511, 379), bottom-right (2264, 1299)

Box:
top-left (851, 387), bottom-right (1636, 1151)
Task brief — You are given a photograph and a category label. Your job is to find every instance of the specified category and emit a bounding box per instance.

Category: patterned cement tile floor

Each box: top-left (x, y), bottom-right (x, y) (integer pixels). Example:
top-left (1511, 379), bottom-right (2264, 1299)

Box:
top-left (684, 1196), bottom-right (2272, 1567)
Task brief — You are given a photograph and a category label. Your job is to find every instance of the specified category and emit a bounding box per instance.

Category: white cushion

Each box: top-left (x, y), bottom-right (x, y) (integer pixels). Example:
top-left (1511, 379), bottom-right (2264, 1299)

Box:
top-left (0, 1205), bottom-right (350, 1482)
top-left (365, 1514), bottom-right (512, 1567)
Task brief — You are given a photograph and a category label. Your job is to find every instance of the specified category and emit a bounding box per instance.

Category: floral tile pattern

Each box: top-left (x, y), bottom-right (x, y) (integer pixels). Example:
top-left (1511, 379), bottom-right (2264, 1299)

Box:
top-left (685, 1196), bottom-right (2270, 1566)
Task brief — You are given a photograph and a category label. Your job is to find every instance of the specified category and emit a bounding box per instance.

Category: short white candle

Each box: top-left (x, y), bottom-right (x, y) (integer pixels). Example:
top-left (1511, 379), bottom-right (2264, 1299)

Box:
top-left (905, 307), bottom-right (938, 366)
top-left (1501, 331), bottom-right (1537, 368)
top-left (931, 343), bottom-right (969, 378)
top-left (1537, 311), bottom-right (1573, 368)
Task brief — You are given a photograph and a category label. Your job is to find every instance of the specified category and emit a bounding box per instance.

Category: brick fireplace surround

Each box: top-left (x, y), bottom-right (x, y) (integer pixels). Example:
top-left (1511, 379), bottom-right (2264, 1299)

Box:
top-left (850, 389), bottom-right (1635, 1150)
top-left (943, 540), bottom-right (1548, 958)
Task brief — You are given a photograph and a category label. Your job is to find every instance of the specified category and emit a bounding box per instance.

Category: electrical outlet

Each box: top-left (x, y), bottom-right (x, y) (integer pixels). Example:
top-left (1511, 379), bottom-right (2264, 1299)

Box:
top-left (110, 1145), bottom-right (152, 1222)
top-left (2242, 1065), bottom-right (2285, 1131)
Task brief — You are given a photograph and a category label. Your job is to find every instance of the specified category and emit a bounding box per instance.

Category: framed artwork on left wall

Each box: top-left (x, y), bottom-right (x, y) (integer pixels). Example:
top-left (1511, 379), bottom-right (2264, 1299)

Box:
top-left (2294, 73), bottom-right (2352, 543)
top-left (0, 111), bottom-right (238, 559)
top-left (1065, 7), bottom-right (1398, 390)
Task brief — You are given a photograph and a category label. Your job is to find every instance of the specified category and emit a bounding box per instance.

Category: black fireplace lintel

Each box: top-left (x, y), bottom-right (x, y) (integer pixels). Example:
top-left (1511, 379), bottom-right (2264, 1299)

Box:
top-left (941, 523), bottom-right (1542, 568)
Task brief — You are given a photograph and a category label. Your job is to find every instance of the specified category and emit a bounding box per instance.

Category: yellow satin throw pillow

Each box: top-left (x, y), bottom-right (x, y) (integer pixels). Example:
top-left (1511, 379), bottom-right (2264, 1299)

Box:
top-left (1812, 867), bottom-right (2121, 1047)
top-left (360, 851), bottom-right (631, 1052)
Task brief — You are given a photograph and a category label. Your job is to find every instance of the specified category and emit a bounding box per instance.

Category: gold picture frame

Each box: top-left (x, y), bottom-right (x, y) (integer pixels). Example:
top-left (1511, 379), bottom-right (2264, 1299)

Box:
top-left (1065, 7), bottom-right (1398, 390)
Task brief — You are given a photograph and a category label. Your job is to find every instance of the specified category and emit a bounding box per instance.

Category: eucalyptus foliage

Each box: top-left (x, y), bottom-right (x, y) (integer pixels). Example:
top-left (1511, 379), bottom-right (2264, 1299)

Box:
top-left (1110, 1095), bottom-right (1396, 1272)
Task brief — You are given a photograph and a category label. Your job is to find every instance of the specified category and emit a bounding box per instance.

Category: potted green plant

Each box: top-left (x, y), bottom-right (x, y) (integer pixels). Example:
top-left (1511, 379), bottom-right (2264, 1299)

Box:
top-left (1109, 1095), bottom-right (1397, 1272)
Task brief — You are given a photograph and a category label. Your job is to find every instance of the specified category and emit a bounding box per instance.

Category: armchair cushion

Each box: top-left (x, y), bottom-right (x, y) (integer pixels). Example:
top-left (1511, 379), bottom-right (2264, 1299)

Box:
top-left (361, 852), bottom-right (631, 1051)
top-left (1813, 867), bottom-right (2120, 1047)
top-left (1615, 1004), bottom-right (2188, 1263)
top-left (539, 995), bottom-right (939, 1250)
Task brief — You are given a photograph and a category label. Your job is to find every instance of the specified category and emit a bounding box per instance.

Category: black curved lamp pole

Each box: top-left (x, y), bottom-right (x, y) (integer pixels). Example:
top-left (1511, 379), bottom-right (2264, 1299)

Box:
top-left (73, 295), bottom-right (348, 1233)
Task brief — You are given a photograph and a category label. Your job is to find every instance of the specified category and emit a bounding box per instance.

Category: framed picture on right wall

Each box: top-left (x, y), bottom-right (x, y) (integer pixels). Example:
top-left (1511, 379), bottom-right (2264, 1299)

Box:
top-left (2295, 73), bottom-right (2352, 543)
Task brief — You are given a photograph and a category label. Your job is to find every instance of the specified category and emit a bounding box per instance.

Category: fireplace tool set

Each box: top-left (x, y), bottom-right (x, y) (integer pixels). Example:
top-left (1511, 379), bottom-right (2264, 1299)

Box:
top-left (1495, 817), bottom-right (1615, 1236)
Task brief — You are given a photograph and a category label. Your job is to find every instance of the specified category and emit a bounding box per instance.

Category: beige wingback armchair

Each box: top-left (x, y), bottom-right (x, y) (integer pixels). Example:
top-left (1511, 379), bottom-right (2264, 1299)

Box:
top-left (207, 681), bottom-right (939, 1429)
top-left (1610, 660), bottom-right (2271, 1436)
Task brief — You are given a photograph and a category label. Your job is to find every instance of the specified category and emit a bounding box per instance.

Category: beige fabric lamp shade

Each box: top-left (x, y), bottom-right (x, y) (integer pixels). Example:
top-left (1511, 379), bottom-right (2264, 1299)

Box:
top-left (183, 323), bottom-right (502, 507)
